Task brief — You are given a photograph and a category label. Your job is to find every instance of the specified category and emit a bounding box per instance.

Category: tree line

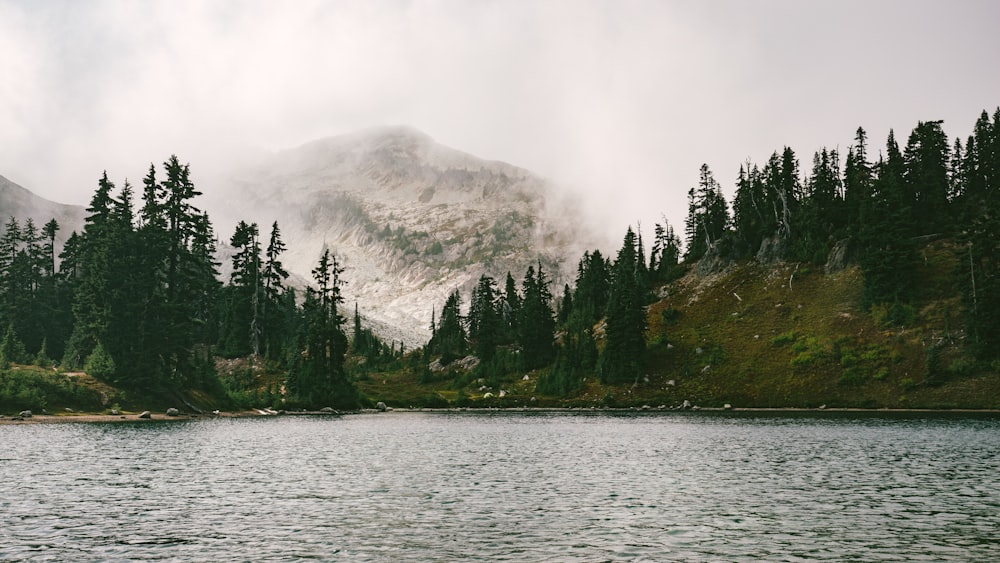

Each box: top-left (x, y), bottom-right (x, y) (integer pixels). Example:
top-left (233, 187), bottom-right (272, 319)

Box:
top-left (685, 108), bottom-right (999, 360)
top-left (0, 156), bottom-right (366, 408)
top-left (1, 107), bottom-right (996, 407)
top-left (425, 108), bottom-right (1000, 395)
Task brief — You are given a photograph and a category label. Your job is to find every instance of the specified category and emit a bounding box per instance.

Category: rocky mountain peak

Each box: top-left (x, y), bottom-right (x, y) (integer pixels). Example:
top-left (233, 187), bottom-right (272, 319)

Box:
top-left (221, 126), bottom-right (594, 346)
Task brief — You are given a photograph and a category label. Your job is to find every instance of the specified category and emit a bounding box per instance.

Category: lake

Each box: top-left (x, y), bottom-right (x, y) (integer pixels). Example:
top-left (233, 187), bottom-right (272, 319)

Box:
top-left (2, 411), bottom-right (998, 561)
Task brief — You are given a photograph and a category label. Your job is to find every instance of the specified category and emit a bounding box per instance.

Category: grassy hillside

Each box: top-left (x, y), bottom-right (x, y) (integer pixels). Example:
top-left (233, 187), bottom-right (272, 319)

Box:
top-left (360, 239), bottom-right (999, 410)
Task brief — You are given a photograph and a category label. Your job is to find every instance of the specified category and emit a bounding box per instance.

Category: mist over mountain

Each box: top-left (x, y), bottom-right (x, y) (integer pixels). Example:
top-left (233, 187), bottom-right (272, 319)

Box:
top-left (210, 126), bottom-right (600, 346)
top-left (0, 174), bottom-right (85, 248)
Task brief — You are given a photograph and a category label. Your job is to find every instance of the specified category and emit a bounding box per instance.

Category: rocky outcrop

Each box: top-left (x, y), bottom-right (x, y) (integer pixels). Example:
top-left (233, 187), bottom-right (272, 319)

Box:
top-left (756, 233), bottom-right (787, 264)
top-left (695, 243), bottom-right (732, 276)
top-left (824, 239), bottom-right (851, 274)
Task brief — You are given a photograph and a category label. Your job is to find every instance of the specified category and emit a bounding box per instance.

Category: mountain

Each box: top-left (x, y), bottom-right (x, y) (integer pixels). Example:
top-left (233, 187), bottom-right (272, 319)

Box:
top-left (0, 174), bottom-right (85, 245)
top-left (213, 126), bottom-right (596, 347)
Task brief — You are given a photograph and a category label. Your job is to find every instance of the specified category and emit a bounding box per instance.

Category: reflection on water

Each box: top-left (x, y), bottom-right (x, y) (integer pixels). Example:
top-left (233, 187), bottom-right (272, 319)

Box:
top-left (2, 412), bottom-right (999, 561)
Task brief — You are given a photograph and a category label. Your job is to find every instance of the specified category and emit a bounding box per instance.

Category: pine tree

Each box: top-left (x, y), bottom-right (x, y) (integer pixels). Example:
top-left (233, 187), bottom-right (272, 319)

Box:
top-left (0, 323), bottom-right (27, 367)
top-left (858, 130), bottom-right (918, 317)
top-left (793, 147), bottom-right (843, 263)
top-left (295, 248), bottom-right (355, 407)
top-left (649, 218), bottom-right (682, 282)
top-left (957, 108), bottom-right (1000, 360)
top-left (684, 164), bottom-right (730, 262)
top-left (467, 275), bottom-right (500, 361)
top-left (499, 272), bottom-right (521, 344)
top-left (262, 221), bottom-right (289, 359)
top-left (602, 227), bottom-right (647, 384)
top-left (222, 220), bottom-right (262, 357)
top-left (63, 172), bottom-right (117, 370)
top-left (903, 120), bottom-right (951, 235)
top-left (518, 263), bottom-right (555, 370)
top-left (429, 289), bottom-right (466, 364)
top-left (573, 250), bottom-right (610, 326)
top-left (843, 127), bottom-right (874, 235)
top-left (731, 162), bottom-right (769, 257)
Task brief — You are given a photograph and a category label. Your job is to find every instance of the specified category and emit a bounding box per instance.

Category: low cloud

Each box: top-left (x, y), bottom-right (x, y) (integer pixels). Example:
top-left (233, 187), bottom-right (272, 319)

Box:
top-left (2, 0), bottom-right (998, 249)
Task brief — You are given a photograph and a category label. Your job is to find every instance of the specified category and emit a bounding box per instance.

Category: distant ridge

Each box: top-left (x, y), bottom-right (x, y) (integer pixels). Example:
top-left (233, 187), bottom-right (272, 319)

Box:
top-left (0, 174), bottom-right (85, 245)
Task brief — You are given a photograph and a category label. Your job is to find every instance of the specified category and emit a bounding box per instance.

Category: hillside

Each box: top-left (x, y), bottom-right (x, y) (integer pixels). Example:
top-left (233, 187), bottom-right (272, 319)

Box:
top-left (358, 238), bottom-right (1000, 410)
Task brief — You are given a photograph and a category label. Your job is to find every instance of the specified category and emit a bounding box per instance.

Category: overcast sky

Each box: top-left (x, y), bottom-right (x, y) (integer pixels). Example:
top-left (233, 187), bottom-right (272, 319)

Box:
top-left (2, 0), bottom-right (998, 245)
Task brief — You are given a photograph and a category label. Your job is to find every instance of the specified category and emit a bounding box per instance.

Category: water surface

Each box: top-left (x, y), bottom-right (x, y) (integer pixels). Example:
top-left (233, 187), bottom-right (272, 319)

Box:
top-left (2, 411), bottom-right (998, 561)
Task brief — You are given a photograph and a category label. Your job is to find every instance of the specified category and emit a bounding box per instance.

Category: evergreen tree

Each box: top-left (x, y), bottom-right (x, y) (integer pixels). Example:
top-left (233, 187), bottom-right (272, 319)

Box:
top-left (649, 218), bottom-right (682, 282)
top-left (556, 283), bottom-right (573, 325)
top-left (903, 120), bottom-right (951, 234)
top-left (0, 323), bottom-right (27, 367)
top-left (499, 272), bottom-right (521, 344)
top-left (518, 263), bottom-right (555, 370)
top-left (262, 221), bottom-right (289, 359)
top-left (295, 248), bottom-right (355, 407)
top-left (221, 220), bottom-right (261, 357)
top-left (684, 164), bottom-right (730, 261)
top-left (957, 108), bottom-right (1000, 360)
top-left (63, 172), bottom-right (117, 370)
top-left (602, 227), bottom-right (647, 384)
top-left (843, 127), bottom-right (874, 234)
top-left (467, 275), bottom-right (500, 361)
top-left (573, 250), bottom-right (610, 326)
top-left (428, 290), bottom-right (466, 364)
top-left (793, 147), bottom-right (843, 263)
top-left (731, 162), bottom-right (769, 257)
top-left (858, 130), bottom-right (918, 315)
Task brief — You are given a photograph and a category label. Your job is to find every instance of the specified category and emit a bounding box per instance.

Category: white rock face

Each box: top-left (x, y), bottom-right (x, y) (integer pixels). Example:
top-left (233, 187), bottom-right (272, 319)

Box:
top-left (216, 126), bottom-right (596, 347)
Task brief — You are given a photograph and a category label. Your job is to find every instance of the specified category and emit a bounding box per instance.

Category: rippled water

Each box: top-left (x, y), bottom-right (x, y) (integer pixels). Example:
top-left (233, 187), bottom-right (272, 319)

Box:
top-left (2, 411), bottom-right (999, 561)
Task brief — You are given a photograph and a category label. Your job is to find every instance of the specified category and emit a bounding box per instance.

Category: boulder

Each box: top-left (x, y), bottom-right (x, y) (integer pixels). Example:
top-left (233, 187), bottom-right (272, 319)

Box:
top-left (681, 400), bottom-right (692, 410)
top-left (19, 410), bottom-right (32, 418)
top-left (138, 411), bottom-right (152, 419)
top-left (375, 401), bottom-right (388, 412)
top-left (109, 409), bottom-right (120, 416)
top-left (723, 403), bottom-right (732, 410)
top-left (320, 406), bottom-right (336, 413)
top-left (165, 408), bottom-right (180, 417)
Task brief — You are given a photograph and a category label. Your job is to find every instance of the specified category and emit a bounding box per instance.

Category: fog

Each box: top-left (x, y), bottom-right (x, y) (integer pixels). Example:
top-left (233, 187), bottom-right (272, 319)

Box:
top-left (2, 0), bottom-right (998, 246)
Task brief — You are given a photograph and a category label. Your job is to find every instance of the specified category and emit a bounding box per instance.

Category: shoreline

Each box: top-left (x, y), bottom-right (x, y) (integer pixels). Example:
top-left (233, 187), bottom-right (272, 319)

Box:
top-left (3, 406), bottom-right (999, 424)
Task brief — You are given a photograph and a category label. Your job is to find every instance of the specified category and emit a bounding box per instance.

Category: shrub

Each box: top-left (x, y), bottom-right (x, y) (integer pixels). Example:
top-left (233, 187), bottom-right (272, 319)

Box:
top-left (771, 331), bottom-right (797, 347)
top-left (84, 342), bottom-right (116, 380)
top-left (945, 357), bottom-right (977, 378)
top-left (661, 307), bottom-right (681, 324)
